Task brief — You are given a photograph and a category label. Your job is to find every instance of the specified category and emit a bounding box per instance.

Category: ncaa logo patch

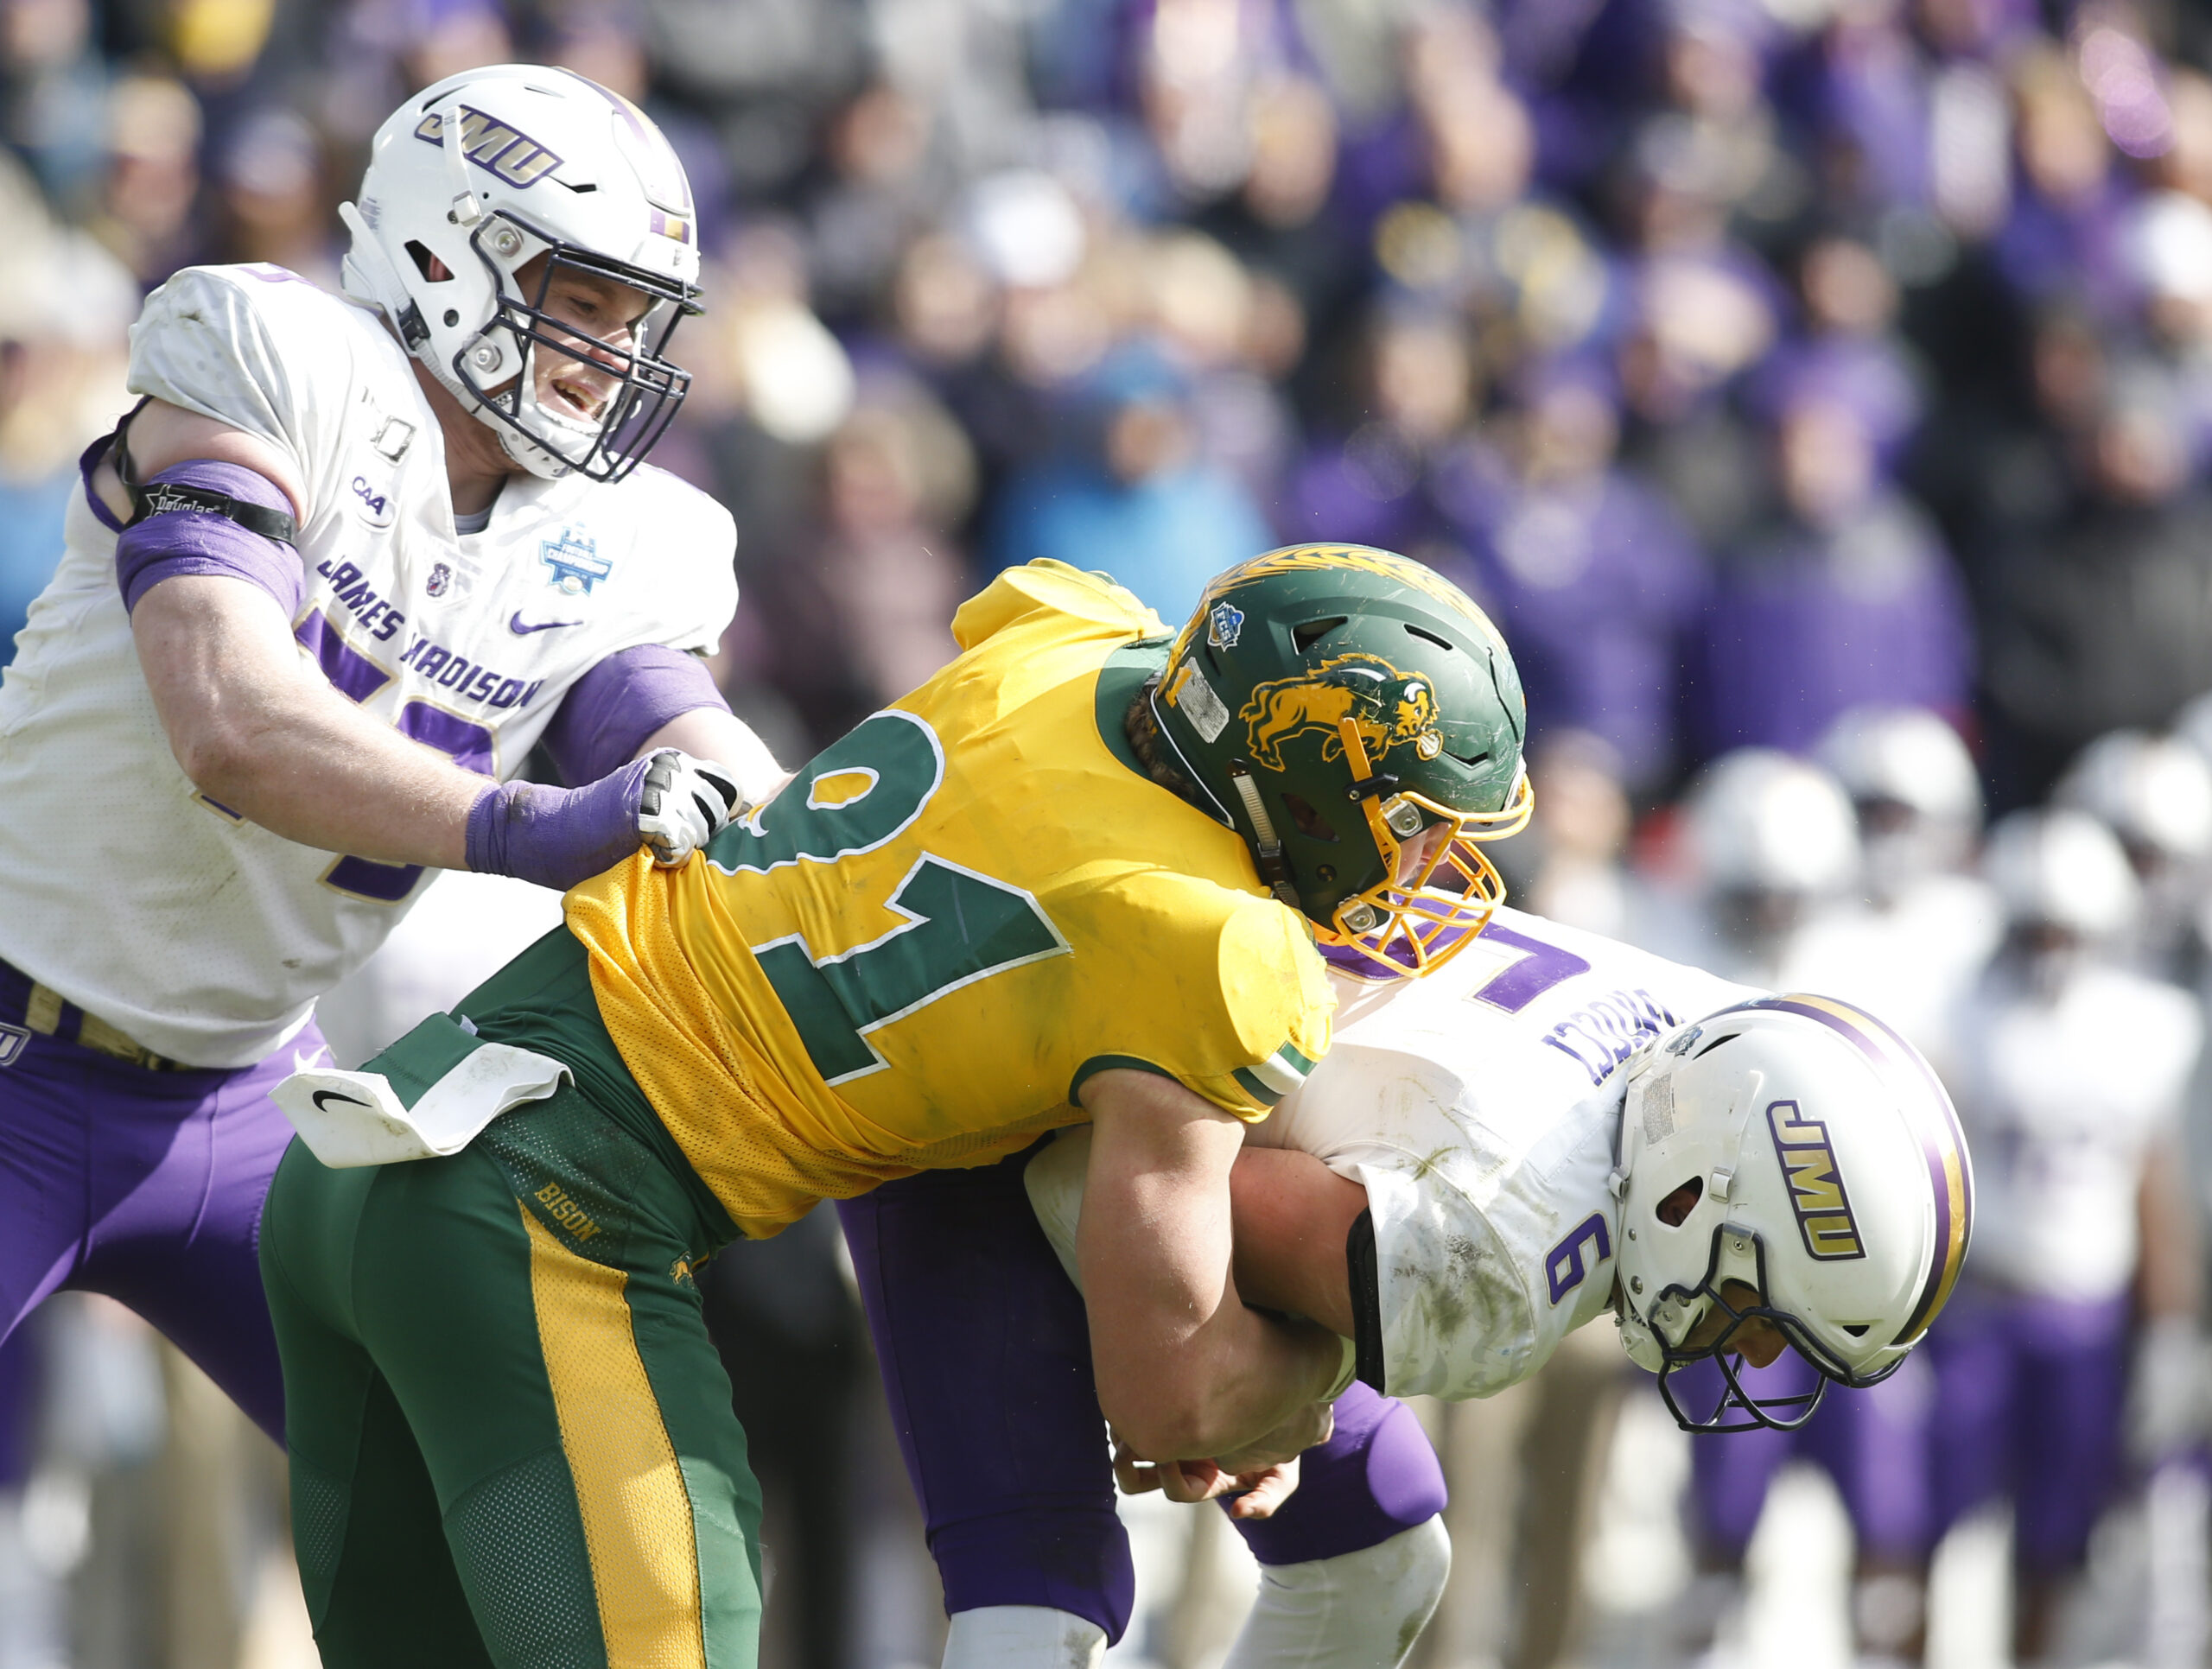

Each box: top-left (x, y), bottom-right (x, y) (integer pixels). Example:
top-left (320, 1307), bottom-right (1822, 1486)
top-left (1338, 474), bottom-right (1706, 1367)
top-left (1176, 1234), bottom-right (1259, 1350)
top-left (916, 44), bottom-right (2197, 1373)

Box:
top-left (0, 1022), bottom-right (29, 1069)
top-left (1207, 601), bottom-right (1245, 650)
top-left (540, 528), bottom-right (611, 595)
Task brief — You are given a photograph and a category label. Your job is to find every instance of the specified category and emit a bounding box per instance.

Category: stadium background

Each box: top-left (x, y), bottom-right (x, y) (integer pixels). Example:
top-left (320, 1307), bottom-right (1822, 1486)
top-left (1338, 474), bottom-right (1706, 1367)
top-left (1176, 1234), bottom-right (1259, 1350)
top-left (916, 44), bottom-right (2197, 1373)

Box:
top-left (7, 0), bottom-right (2212, 1665)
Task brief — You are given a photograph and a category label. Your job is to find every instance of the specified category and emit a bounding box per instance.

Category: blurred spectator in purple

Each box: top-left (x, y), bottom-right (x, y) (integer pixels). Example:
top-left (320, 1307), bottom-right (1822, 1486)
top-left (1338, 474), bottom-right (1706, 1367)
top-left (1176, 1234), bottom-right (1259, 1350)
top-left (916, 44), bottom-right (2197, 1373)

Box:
top-left (1189, 72), bottom-right (1359, 361)
top-left (749, 369), bottom-right (974, 751)
top-left (1992, 41), bottom-right (2137, 321)
top-left (1143, 229), bottom-right (1301, 506)
top-left (1688, 339), bottom-right (1972, 761)
top-left (983, 337), bottom-right (1272, 622)
top-left (87, 74), bottom-right (207, 285)
top-left (804, 79), bottom-right (960, 327)
top-left (1979, 358), bottom-right (2212, 809)
top-left (1612, 219), bottom-right (1782, 552)
top-left (639, 0), bottom-right (868, 196)
top-left (1363, 60), bottom-right (1614, 390)
top-left (1439, 353), bottom-right (1707, 793)
top-left (1276, 296), bottom-right (1473, 559)
top-left (208, 106), bottom-right (337, 283)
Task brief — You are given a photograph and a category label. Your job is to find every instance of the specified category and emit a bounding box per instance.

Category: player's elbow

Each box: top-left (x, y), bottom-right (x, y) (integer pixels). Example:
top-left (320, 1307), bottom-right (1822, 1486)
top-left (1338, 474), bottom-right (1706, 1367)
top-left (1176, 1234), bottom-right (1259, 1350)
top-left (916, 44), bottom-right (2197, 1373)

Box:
top-left (168, 703), bottom-right (282, 801)
top-left (1097, 1372), bottom-right (1240, 1461)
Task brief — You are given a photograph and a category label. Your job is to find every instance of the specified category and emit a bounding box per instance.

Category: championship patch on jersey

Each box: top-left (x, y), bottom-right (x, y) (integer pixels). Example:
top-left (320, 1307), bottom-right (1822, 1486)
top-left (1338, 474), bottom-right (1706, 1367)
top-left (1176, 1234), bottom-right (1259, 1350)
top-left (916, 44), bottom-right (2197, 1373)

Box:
top-left (1766, 1099), bottom-right (1865, 1260)
top-left (1240, 652), bottom-right (1445, 772)
top-left (540, 527), bottom-right (610, 594)
top-left (0, 1021), bottom-right (28, 1069)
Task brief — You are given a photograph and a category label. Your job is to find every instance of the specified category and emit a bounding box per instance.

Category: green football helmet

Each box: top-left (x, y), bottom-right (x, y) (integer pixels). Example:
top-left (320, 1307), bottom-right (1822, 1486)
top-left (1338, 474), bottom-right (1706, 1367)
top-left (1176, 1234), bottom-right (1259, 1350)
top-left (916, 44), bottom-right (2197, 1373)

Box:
top-left (1150, 544), bottom-right (1532, 977)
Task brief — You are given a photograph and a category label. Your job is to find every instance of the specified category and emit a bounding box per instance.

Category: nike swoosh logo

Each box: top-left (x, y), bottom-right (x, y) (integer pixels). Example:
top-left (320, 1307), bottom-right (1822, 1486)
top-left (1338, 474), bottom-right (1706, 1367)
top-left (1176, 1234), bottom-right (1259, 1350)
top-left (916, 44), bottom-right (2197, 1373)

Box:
top-left (511, 612), bottom-right (582, 635)
top-left (311, 1089), bottom-right (372, 1113)
top-left (294, 1046), bottom-right (331, 1075)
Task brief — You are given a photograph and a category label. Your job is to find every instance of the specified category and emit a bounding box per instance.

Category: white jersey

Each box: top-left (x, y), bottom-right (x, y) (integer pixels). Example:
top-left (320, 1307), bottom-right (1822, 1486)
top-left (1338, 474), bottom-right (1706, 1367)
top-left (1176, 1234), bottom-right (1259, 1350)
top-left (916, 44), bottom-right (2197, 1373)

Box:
top-left (0, 263), bottom-right (737, 1067)
top-left (1253, 909), bottom-right (1755, 1399)
top-left (1946, 960), bottom-right (2200, 1302)
top-left (1025, 908), bottom-right (1755, 1401)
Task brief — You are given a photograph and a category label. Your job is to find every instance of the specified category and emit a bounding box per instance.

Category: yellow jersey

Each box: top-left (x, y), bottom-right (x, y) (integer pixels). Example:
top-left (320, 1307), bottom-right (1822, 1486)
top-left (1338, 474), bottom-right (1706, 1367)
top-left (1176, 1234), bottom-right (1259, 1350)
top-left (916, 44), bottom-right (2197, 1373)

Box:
top-left (564, 562), bottom-right (1338, 1237)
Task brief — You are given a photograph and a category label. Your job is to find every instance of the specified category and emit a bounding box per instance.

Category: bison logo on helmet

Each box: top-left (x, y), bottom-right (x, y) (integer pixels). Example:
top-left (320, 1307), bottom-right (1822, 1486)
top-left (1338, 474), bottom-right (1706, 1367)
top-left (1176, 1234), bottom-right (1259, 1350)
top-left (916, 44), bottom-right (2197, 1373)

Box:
top-left (1241, 653), bottom-right (1444, 772)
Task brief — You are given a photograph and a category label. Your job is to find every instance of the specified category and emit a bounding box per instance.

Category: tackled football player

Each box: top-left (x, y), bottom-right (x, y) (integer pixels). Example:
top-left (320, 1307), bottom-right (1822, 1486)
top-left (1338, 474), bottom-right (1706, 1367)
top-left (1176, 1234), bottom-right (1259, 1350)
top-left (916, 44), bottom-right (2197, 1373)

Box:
top-left (0, 64), bottom-right (772, 1445)
top-left (256, 544), bottom-right (1535, 1666)
top-left (838, 570), bottom-right (1977, 1669)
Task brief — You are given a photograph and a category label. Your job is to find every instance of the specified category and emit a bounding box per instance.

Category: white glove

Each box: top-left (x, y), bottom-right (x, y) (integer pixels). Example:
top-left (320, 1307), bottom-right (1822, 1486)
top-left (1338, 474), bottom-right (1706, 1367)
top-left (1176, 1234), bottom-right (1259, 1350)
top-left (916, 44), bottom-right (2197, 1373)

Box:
top-left (637, 749), bottom-right (742, 867)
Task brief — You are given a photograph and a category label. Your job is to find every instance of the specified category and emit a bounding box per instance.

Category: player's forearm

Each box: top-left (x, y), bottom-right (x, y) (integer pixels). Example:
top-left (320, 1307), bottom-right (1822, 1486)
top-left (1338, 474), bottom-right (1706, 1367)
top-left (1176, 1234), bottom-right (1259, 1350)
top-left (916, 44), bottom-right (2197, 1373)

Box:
top-left (135, 574), bottom-right (478, 866)
top-left (1077, 1074), bottom-right (1344, 1457)
top-left (1094, 1301), bottom-right (1344, 1462)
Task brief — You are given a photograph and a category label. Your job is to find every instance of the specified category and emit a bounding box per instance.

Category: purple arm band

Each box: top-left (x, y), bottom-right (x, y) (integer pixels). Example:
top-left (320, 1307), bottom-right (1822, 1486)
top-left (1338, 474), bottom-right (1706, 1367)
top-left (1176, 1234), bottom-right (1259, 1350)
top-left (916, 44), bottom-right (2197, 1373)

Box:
top-left (540, 643), bottom-right (730, 786)
top-left (465, 757), bottom-right (652, 891)
top-left (114, 460), bottom-right (303, 617)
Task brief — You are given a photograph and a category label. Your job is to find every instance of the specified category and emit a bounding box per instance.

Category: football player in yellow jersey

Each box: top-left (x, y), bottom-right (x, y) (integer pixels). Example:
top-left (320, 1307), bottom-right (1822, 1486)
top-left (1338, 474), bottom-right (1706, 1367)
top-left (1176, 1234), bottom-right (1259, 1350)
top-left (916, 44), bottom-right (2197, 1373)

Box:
top-left (257, 544), bottom-right (1532, 1668)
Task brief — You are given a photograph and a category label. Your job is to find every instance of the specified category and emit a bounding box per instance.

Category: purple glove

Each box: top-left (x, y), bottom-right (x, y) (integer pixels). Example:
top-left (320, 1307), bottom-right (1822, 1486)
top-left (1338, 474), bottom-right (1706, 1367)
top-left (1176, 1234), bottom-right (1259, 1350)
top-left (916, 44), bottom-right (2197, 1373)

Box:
top-left (465, 751), bottom-right (741, 890)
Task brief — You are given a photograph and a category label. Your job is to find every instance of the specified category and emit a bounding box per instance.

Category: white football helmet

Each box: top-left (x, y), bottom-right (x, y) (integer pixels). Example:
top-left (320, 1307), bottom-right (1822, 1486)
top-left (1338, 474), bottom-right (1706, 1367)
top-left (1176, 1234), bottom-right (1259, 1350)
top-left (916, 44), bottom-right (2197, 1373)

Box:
top-left (1689, 750), bottom-right (1860, 898)
top-left (1611, 994), bottom-right (1974, 1432)
top-left (340, 65), bottom-right (702, 483)
top-left (2054, 730), bottom-right (2212, 871)
top-left (1982, 806), bottom-right (2139, 939)
top-left (1816, 706), bottom-right (1981, 892)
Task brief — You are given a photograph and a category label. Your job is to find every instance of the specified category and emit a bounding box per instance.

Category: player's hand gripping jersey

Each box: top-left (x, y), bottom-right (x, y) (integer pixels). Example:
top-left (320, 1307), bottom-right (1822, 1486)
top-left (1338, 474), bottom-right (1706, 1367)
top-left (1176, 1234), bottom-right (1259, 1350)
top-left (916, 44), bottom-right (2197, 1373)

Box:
top-left (564, 561), bottom-right (1337, 1238)
top-left (0, 263), bottom-right (735, 1067)
top-left (1031, 907), bottom-right (1756, 1399)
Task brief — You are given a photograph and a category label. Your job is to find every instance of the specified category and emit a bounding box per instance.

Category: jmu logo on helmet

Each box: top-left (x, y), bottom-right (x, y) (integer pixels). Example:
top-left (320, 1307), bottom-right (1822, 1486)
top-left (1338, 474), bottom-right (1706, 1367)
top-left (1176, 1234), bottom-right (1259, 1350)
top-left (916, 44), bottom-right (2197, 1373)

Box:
top-left (414, 106), bottom-right (563, 189)
top-left (1240, 653), bottom-right (1445, 772)
top-left (1766, 1099), bottom-right (1866, 1260)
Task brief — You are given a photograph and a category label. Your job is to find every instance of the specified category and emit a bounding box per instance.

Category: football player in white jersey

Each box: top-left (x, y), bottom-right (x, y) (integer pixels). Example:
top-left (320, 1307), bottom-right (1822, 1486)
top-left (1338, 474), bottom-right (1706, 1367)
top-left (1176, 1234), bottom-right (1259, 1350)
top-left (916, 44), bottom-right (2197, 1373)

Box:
top-left (838, 909), bottom-right (1974, 1668)
top-left (1930, 808), bottom-right (2202, 1665)
top-left (0, 65), bottom-right (780, 1441)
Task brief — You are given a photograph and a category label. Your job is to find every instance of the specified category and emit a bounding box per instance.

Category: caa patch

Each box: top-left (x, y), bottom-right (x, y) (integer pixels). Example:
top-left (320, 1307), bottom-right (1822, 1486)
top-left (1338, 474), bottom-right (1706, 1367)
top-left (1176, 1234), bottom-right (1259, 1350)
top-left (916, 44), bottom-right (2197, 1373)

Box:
top-left (0, 1022), bottom-right (28, 1069)
top-left (1767, 1099), bottom-right (1865, 1260)
top-left (1207, 600), bottom-right (1245, 650)
top-left (350, 473), bottom-right (395, 530)
top-left (426, 562), bottom-right (451, 598)
top-left (540, 527), bottom-right (610, 595)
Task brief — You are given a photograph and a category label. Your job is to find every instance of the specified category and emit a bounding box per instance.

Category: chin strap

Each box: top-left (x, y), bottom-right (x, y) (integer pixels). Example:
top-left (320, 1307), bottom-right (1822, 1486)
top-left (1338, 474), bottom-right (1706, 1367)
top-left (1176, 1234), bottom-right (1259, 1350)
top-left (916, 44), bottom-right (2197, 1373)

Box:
top-left (1226, 759), bottom-right (1302, 911)
top-left (338, 200), bottom-right (432, 351)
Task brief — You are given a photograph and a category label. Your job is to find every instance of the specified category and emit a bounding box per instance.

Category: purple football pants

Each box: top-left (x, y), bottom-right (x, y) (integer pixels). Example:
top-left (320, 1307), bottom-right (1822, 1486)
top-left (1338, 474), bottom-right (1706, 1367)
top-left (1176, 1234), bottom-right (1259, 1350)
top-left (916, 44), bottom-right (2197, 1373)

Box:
top-left (1923, 1285), bottom-right (2129, 1574)
top-left (1686, 1349), bottom-right (1936, 1564)
top-left (0, 958), bottom-right (310, 1444)
top-left (836, 1144), bottom-right (1448, 1644)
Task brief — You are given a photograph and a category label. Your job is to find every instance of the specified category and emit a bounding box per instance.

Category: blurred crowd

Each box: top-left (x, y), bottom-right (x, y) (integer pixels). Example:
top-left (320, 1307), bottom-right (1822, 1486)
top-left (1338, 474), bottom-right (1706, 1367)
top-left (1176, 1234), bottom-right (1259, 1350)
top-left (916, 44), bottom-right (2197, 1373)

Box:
top-left (14, 0), bottom-right (2212, 1664)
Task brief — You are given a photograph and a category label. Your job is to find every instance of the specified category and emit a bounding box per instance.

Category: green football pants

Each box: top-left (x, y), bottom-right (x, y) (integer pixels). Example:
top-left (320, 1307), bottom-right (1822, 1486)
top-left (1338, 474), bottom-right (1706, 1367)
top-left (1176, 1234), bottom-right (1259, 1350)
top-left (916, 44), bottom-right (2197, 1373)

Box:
top-left (260, 1072), bottom-right (764, 1669)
